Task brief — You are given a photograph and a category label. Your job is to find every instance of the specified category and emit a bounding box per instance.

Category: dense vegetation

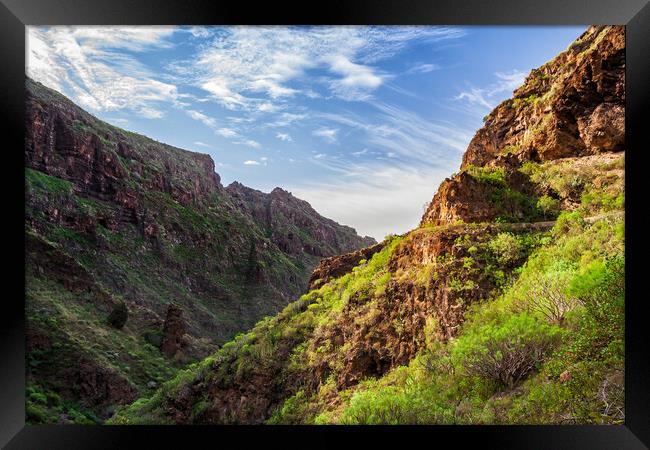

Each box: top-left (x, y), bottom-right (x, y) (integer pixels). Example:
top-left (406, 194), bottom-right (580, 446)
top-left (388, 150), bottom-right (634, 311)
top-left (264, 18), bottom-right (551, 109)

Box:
top-left (327, 214), bottom-right (624, 425)
top-left (112, 147), bottom-right (624, 425)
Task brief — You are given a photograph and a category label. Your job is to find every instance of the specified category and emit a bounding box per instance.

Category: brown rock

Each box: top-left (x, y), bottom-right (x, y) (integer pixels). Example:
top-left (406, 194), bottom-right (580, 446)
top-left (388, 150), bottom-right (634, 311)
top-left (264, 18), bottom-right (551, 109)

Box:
top-left (580, 103), bottom-right (625, 152)
top-left (422, 25), bottom-right (625, 227)
top-left (161, 304), bottom-right (186, 359)
top-left (226, 182), bottom-right (376, 260)
top-left (307, 241), bottom-right (386, 291)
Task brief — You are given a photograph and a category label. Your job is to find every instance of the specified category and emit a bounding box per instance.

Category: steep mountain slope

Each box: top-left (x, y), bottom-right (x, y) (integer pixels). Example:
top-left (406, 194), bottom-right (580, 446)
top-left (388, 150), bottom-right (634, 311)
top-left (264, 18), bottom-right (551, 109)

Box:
top-left (112, 25), bottom-right (625, 426)
top-left (24, 79), bottom-right (374, 423)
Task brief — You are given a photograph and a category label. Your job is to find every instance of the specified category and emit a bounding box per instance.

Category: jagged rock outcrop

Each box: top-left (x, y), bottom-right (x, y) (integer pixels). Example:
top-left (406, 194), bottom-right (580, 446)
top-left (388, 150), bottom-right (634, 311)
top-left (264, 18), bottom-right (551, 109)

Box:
top-left (421, 25), bottom-right (625, 226)
top-left (307, 242), bottom-right (386, 291)
top-left (26, 83), bottom-right (222, 207)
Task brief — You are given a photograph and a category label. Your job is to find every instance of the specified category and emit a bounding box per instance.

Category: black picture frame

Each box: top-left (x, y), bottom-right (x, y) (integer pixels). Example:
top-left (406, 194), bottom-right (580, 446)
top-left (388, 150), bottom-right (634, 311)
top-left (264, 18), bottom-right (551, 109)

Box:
top-left (1, 1), bottom-right (648, 448)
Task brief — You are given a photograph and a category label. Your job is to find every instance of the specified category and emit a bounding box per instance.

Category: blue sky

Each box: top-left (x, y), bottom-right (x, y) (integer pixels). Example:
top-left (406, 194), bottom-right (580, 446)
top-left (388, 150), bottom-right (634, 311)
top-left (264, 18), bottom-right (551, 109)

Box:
top-left (26, 25), bottom-right (586, 240)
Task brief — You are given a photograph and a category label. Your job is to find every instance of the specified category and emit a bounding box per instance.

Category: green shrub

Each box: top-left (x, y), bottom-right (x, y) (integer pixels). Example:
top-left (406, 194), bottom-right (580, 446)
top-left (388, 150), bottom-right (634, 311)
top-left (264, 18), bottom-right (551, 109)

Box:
top-left (581, 190), bottom-right (624, 213)
top-left (338, 382), bottom-right (452, 425)
top-left (488, 233), bottom-right (524, 266)
top-left (107, 301), bottom-right (128, 329)
top-left (537, 195), bottom-right (560, 219)
top-left (452, 313), bottom-right (563, 389)
top-left (552, 211), bottom-right (585, 237)
top-left (143, 330), bottom-right (163, 348)
top-left (25, 168), bottom-right (73, 195)
top-left (512, 270), bottom-right (580, 324)
top-left (568, 255), bottom-right (624, 359)
top-left (500, 144), bottom-right (519, 155)
top-left (466, 165), bottom-right (506, 187)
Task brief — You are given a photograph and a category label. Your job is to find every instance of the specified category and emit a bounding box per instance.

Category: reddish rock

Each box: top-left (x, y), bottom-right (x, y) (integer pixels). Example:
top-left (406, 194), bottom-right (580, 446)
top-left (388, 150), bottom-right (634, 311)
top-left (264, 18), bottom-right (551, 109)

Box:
top-left (70, 357), bottom-right (138, 414)
top-left (422, 25), bottom-right (625, 227)
top-left (421, 172), bottom-right (497, 226)
top-left (579, 103), bottom-right (625, 152)
top-left (25, 79), bottom-right (225, 223)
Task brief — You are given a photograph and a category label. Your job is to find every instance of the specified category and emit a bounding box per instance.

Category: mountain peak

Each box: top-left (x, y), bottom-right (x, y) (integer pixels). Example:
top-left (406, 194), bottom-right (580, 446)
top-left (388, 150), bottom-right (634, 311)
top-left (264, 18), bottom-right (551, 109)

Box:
top-left (421, 25), bottom-right (624, 227)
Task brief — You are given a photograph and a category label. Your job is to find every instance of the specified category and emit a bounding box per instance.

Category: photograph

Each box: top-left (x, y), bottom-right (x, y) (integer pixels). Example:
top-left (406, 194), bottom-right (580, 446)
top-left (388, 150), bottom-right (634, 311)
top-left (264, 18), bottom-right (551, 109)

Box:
top-left (1, 0), bottom-right (649, 448)
top-left (23, 24), bottom-right (627, 426)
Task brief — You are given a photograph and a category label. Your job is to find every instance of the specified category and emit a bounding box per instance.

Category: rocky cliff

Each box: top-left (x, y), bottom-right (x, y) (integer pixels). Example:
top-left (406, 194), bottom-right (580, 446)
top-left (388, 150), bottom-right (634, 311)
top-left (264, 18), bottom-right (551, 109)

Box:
top-left (24, 78), bottom-right (375, 423)
top-left (112, 26), bottom-right (625, 426)
top-left (225, 182), bottom-right (375, 259)
top-left (421, 25), bottom-right (624, 226)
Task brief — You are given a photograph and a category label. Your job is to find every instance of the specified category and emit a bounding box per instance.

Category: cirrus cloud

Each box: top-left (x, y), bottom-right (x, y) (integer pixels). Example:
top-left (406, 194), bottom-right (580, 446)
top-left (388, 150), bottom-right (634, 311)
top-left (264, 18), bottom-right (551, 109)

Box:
top-left (27, 26), bottom-right (180, 119)
top-left (181, 26), bottom-right (465, 109)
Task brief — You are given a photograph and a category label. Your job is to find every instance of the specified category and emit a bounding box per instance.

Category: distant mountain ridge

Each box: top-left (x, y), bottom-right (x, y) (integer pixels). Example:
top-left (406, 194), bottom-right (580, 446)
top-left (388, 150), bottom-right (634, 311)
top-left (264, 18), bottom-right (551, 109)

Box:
top-left (24, 78), bottom-right (375, 423)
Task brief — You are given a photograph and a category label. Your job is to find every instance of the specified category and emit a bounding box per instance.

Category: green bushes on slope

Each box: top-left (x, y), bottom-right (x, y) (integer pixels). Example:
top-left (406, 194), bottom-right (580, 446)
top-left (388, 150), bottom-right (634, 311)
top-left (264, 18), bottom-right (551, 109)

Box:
top-left (451, 313), bottom-right (563, 389)
top-left (322, 214), bottom-right (624, 424)
top-left (109, 236), bottom-right (405, 424)
top-left (112, 178), bottom-right (624, 425)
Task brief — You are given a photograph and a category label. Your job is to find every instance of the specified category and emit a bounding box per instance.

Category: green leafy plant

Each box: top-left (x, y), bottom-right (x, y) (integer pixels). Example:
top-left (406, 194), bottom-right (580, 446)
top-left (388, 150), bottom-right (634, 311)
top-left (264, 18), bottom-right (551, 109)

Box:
top-left (537, 195), bottom-right (560, 219)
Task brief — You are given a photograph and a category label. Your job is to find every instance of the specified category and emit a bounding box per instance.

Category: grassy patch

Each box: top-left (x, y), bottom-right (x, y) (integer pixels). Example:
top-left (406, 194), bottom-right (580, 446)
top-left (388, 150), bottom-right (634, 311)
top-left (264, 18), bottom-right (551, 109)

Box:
top-left (26, 168), bottom-right (73, 195)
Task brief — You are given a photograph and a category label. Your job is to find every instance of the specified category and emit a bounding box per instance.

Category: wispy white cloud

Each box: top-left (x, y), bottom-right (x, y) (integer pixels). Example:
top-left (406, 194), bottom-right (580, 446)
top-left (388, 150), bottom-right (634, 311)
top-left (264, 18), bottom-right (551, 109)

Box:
top-left (455, 69), bottom-right (527, 111)
top-left (312, 127), bottom-right (339, 143)
top-left (243, 160), bottom-right (260, 165)
top-left (326, 55), bottom-right (384, 101)
top-left (456, 88), bottom-right (492, 109)
top-left (215, 127), bottom-right (238, 138)
top-left (185, 109), bottom-right (217, 128)
top-left (405, 63), bottom-right (440, 75)
top-left (193, 141), bottom-right (213, 148)
top-left (265, 112), bottom-right (307, 128)
top-left (27, 26), bottom-right (179, 119)
top-left (494, 70), bottom-right (527, 91)
top-left (316, 102), bottom-right (471, 164)
top-left (185, 26), bottom-right (213, 39)
top-left (257, 102), bottom-right (279, 112)
top-left (276, 132), bottom-right (292, 141)
top-left (235, 139), bottom-right (261, 149)
top-left (179, 26), bottom-right (465, 110)
top-left (200, 79), bottom-right (247, 109)
top-left (185, 111), bottom-right (270, 155)
top-left (106, 117), bottom-right (129, 126)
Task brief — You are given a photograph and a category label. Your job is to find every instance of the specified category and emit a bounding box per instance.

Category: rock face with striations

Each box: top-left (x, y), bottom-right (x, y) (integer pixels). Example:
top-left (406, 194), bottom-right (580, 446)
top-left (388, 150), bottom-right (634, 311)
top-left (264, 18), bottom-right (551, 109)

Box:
top-left (226, 182), bottom-right (375, 259)
top-left (24, 78), bottom-right (375, 423)
top-left (307, 241), bottom-right (386, 291)
top-left (421, 25), bottom-right (625, 226)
